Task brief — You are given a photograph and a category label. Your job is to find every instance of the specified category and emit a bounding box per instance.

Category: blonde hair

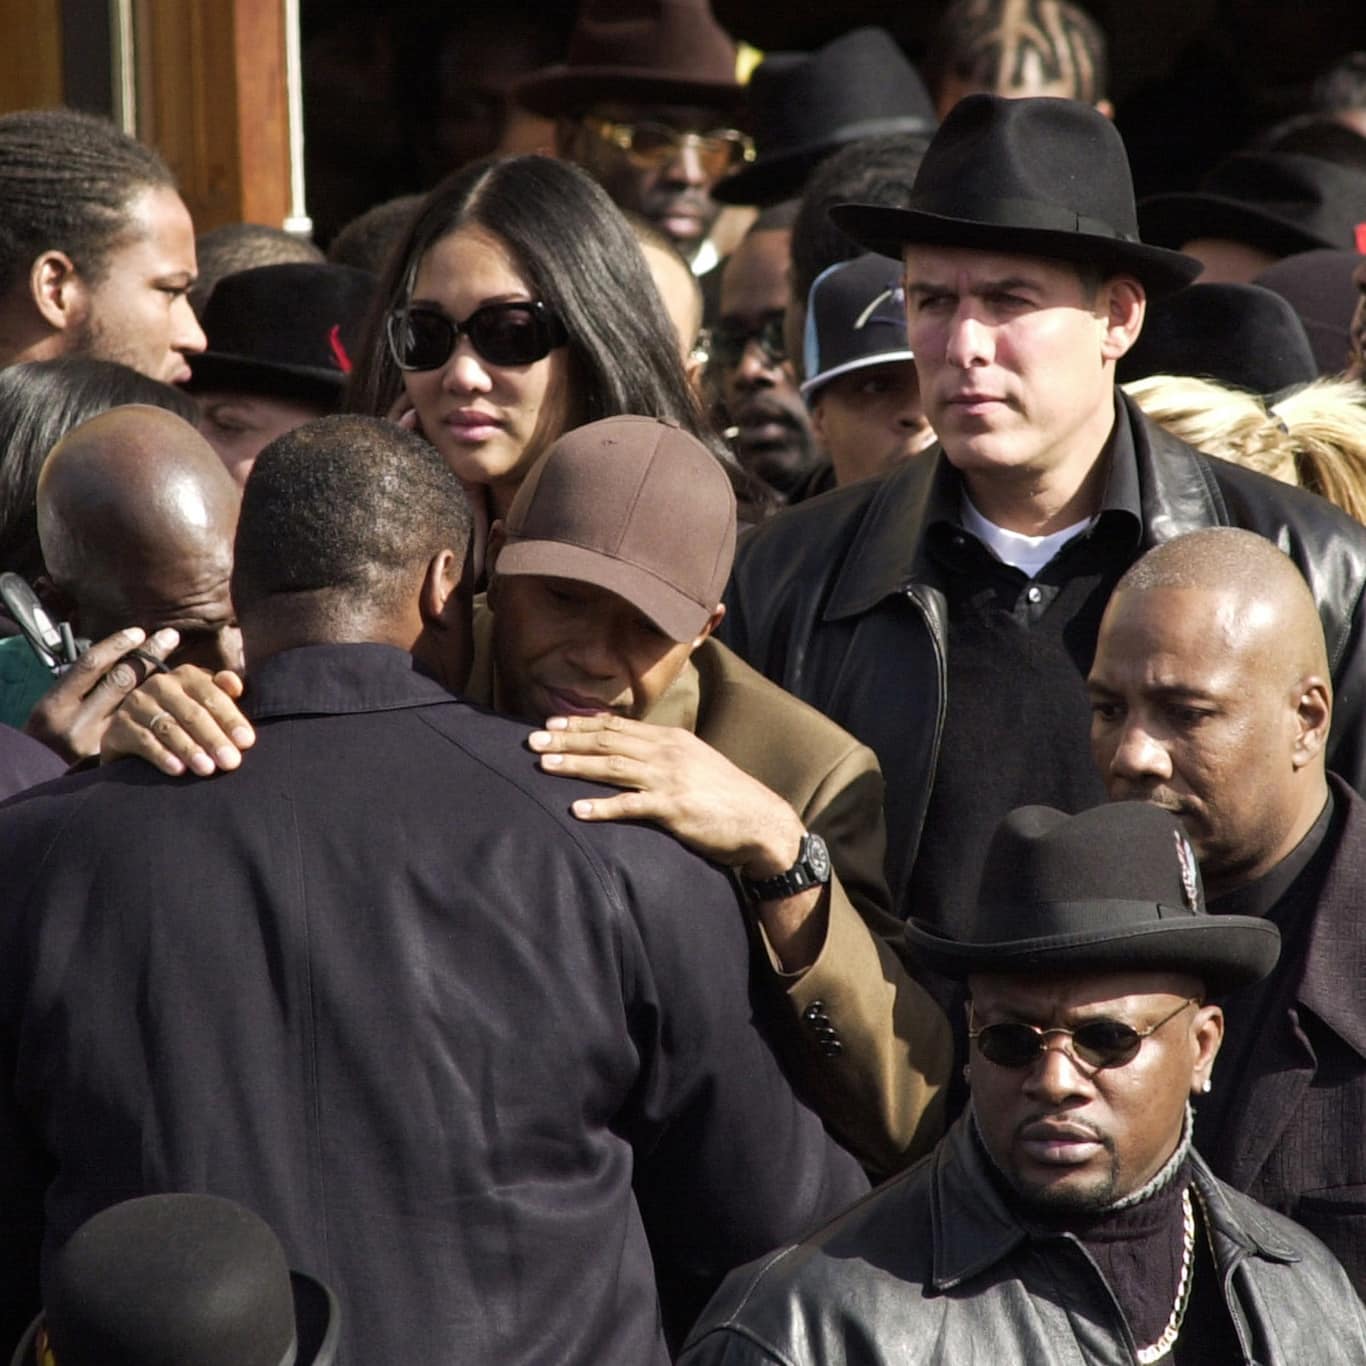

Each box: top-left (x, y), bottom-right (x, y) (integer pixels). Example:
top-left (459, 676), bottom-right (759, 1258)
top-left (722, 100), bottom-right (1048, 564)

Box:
top-left (1125, 373), bottom-right (1366, 525)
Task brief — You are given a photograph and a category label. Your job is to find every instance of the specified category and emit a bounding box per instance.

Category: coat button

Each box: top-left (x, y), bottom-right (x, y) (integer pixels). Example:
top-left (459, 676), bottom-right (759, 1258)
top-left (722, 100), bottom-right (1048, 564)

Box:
top-left (1026, 585), bottom-right (1042, 604)
top-left (802, 1000), bottom-right (825, 1022)
top-left (819, 1039), bottom-right (843, 1056)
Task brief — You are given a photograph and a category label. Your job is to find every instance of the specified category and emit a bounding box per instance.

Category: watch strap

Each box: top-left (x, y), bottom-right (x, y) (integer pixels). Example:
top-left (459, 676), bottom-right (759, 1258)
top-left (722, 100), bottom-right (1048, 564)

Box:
top-left (740, 833), bottom-right (831, 901)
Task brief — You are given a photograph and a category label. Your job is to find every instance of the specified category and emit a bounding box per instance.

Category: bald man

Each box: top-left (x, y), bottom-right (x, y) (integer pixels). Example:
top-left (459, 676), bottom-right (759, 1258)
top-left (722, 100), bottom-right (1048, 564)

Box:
top-left (0, 404), bottom-right (241, 762)
top-left (1087, 527), bottom-right (1366, 1291)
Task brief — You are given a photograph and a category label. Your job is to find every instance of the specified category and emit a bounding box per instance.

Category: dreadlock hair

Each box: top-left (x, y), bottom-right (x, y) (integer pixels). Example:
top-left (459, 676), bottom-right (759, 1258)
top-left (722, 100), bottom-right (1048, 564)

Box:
top-left (0, 108), bottom-right (177, 301)
top-left (926, 0), bottom-right (1110, 107)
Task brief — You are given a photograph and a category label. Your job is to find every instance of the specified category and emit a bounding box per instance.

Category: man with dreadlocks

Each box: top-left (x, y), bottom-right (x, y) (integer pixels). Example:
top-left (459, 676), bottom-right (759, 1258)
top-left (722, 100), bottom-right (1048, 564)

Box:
top-left (0, 108), bottom-right (205, 384)
top-left (925, 0), bottom-right (1113, 119)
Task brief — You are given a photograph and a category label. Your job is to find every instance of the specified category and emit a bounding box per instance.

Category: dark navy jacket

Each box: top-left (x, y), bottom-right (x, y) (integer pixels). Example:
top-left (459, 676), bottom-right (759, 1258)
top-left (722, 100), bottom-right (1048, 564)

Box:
top-left (0, 644), bottom-right (867, 1364)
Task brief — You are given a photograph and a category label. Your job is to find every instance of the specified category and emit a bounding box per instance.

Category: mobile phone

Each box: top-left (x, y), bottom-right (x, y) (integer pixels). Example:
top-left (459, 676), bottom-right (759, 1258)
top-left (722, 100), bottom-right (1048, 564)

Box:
top-left (0, 572), bottom-right (86, 675)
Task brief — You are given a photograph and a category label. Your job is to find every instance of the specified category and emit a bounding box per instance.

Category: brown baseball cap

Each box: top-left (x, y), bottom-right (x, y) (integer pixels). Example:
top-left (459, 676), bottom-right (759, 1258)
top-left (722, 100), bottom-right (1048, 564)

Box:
top-left (497, 416), bottom-right (737, 642)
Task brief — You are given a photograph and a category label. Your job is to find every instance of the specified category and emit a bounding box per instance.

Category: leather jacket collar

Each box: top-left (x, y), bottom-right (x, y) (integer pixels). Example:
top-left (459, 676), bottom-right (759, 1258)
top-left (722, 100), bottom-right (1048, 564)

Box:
top-left (928, 1115), bottom-right (1301, 1291)
top-left (824, 390), bottom-right (1213, 622)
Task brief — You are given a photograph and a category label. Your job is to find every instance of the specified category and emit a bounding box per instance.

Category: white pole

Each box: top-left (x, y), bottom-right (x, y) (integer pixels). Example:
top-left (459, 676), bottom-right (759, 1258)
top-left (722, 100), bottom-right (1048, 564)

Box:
top-left (282, 0), bottom-right (313, 237)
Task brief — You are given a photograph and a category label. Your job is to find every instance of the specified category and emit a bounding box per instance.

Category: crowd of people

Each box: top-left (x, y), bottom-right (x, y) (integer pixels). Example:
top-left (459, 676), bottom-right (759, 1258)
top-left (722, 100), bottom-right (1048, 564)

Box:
top-left (2, 1), bottom-right (1366, 1363)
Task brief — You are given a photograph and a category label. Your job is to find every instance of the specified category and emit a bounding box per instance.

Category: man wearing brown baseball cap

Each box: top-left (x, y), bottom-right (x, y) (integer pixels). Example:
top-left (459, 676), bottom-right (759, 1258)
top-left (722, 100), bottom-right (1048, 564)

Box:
top-left (106, 414), bottom-right (950, 1169)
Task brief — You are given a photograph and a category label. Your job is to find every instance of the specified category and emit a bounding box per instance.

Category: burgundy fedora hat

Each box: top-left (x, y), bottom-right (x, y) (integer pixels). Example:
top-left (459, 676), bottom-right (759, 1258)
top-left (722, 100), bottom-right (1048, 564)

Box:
top-left (515, 0), bottom-right (743, 119)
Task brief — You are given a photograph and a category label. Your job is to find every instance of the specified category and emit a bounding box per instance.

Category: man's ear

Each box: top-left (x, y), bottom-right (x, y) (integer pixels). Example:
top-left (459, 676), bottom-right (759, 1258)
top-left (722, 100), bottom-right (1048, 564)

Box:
top-left (1190, 1003), bottom-right (1224, 1095)
top-left (420, 547), bottom-right (466, 631)
top-left (29, 251), bottom-right (89, 333)
top-left (688, 603), bottom-right (726, 654)
top-left (1098, 275), bottom-right (1145, 362)
top-left (1292, 675), bottom-right (1332, 769)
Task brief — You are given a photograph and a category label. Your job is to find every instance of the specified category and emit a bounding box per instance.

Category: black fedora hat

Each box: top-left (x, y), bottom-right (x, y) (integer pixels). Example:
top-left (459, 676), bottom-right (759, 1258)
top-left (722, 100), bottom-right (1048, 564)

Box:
top-left (9, 1194), bottom-right (340, 1366)
top-left (514, 0), bottom-right (742, 119)
top-left (905, 803), bottom-right (1281, 994)
top-left (712, 28), bottom-right (936, 207)
top-left (1139, 152), bottom-right (1366, 259)
top-left (831, 94), bottom-right (1203, 297)
top-left (1116, 282), bottom-right (1318, 396)
top-left (187, 262), bottom-right (377, 407)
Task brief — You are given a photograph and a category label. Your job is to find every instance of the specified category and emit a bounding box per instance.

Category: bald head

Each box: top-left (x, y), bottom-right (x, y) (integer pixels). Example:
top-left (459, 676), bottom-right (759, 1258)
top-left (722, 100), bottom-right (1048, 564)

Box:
top-left (1089, 529), bottom-right (1332, 896)
top-left (1115, 528), bottom-right (1329, 683)
top-left (38, 404), bottom-right (242, 670)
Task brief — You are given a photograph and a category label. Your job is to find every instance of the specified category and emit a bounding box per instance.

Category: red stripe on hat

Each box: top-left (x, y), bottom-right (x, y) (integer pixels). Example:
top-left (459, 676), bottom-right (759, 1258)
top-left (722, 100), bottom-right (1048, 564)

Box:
top-left (329, 324), bottom-right (352, 373)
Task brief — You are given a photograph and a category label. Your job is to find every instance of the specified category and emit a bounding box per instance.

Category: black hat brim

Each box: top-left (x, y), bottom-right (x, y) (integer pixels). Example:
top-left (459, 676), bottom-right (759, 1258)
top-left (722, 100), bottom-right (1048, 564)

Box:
top-left (7, 1274), bottom-right (340, 1366)
top-left (712, 123), bottom-right (934, 206)
top-left (514, 68), bottom-right (744, 118)
top-left (185, 353), bottom-right (347, 408)
top-left (1138, 192), bottom-right (1342, 259)
top-left (830, 203), bottom-right (1205, 298)
top-left (905, 906), bottom-right (1281, 995)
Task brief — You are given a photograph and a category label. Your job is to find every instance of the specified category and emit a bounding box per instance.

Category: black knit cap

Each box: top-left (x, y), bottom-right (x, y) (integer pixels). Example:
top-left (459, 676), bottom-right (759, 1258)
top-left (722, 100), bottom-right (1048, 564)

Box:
top-left (906, 803), bottom-right (1281, 994)
top-left (10, 1194), bottom-right (339, 1366)
top-left (832, 94), bottom-right (1203, 298)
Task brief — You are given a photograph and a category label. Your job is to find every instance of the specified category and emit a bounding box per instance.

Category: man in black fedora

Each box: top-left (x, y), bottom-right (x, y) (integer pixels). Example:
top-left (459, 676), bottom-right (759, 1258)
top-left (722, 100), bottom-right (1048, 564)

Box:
top-left (186, 261), bottom-right (376, 487)
top-left (680, 801), bottom-right (1366, 1364)
top-left (515, 0), bottom-right (751, 267)
top-left (721, 94), bottom-right (1366, 940)
top-left (709, 27), bottom-right (935, 211)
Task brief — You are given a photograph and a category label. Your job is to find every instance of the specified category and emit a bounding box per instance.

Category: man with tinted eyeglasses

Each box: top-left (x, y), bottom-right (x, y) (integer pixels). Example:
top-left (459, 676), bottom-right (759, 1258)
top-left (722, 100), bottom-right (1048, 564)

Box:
top-left (711, 205), bottom-right (825, 502)
top-left (515, 0), bottom-right (750, 267)
top-left (680, 801), bottom-right (1366, 1366)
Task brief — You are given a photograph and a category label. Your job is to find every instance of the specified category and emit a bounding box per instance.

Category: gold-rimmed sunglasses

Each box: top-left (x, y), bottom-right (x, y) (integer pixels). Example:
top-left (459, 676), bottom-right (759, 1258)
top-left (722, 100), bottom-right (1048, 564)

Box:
top-left (582, 116), bottom-right (755, 178)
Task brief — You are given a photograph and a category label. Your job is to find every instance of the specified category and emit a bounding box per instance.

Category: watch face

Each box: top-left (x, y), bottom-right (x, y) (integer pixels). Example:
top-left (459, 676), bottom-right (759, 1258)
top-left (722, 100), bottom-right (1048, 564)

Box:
top-left (806, 834), bottom-right (831, 881)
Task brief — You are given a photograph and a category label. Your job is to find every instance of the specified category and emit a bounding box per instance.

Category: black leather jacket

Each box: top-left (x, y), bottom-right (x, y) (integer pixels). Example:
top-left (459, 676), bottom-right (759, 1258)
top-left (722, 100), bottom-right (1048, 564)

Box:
top-left (723, 395), bottom-right (1366, 915)
top-left (680, 1116), bottom-right (1366, 1365)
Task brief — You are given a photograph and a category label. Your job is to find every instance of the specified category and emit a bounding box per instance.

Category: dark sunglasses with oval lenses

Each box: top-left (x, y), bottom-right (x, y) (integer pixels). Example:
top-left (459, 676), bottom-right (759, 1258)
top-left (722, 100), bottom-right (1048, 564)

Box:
top-left (583, 116), bottom-right (754, 178)
top-left (704, 313), bottom-right (788, 371)
top-left (385, 301), bottom-right (568, 371)
top-left (968, 998), bottom-right (1199, 1070)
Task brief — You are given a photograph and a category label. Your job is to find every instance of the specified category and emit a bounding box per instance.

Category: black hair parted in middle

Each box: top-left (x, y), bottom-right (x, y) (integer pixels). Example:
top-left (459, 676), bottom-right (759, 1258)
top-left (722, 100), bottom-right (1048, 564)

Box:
top-left (346, 154), bottom-right (735, 473)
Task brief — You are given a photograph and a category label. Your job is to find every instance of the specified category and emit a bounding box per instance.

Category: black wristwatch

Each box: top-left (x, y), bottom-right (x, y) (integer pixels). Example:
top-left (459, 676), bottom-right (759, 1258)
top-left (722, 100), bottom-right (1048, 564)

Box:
top-left (739, 833), bottom-right (832, 902)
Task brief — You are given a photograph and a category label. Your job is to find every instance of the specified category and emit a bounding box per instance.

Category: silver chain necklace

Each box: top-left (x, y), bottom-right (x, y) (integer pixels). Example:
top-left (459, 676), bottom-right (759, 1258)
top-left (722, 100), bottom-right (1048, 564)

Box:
top-left (1135, 1184), bottom-right (1196, 1364)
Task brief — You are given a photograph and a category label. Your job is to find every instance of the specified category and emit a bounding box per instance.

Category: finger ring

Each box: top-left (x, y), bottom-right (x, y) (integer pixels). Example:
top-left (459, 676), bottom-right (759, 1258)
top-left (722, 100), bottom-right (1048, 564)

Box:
top-left (147, 711), bottom-right (175, 735)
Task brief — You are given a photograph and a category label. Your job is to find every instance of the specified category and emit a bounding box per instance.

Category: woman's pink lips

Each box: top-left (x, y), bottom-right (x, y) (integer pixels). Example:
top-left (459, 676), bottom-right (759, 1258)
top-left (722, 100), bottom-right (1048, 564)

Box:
top-left (444, 411), bottom-right (503, 441)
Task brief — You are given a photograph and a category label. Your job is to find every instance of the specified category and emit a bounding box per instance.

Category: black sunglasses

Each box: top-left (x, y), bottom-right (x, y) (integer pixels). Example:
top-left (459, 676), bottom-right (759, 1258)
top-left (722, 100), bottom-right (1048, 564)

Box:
top-left (968, 998), bottom-right (1199, 1071)
top-left (386, 301), bottom-right (568, 371)
top-left (704, 312), bottom-right (787, 371)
